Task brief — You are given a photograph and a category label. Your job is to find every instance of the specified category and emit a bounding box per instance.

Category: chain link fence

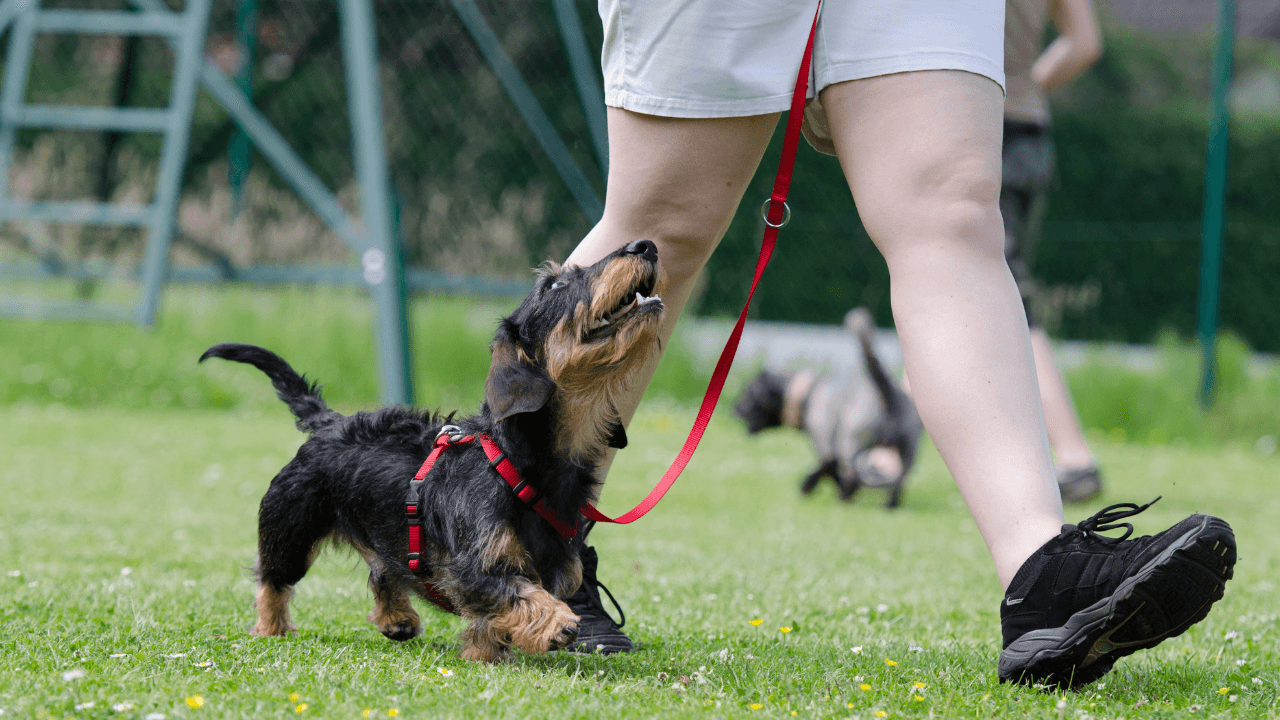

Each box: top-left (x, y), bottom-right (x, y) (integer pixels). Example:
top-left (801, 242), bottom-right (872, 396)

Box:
top-left (1, 2), bottom-right (1278, 352)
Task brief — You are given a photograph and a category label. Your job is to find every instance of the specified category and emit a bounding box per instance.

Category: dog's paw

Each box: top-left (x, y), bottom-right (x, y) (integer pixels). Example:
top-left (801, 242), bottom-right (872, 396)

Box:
top-left (379, 619), bottom-right (423, 642)
top-left (547, 618), bottom-right (580, 651)
top-left (250, 620), bottom-right (296, 638)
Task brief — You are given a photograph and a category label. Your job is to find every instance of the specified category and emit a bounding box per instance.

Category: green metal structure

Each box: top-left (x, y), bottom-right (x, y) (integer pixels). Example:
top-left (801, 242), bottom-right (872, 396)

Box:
top-left (1196, 0), bottom-right (1235, 408)
top-left (0, 1), bottom-right (610, 406)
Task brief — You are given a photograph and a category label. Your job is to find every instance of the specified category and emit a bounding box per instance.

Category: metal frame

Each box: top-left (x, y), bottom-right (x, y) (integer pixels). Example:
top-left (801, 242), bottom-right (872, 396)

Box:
top-left (0, 0), bottom-right (211, 323)
top-left (1196, 0), bottom-right (1235, 408)
top-left (0, 0), bottom-right (612, 405)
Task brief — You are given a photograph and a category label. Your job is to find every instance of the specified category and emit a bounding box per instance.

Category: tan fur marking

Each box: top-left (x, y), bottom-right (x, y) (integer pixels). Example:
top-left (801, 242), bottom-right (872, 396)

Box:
top-left (460, 584), bottom-right (579, 662)
top-left (251, 583), bottom-right (295, 637)
top-left (361, 552), bottom-right (422, 639)
top-left (550, 554), bottom-right (584, 599)
top-left (479, 527), bottom-right (536, 576)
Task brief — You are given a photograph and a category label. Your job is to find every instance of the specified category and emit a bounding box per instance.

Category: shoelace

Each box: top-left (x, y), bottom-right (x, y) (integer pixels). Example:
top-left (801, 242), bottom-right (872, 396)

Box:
top-left (589, 577), bottom-right (626, 630)
top-left (1077, 496), bottom-right (1162, 541)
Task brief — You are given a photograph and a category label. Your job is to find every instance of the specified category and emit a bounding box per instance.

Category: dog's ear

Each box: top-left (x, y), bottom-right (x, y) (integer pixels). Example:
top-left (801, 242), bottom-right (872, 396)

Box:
top-left (485, 334), bottom-right (555, 423)
top-left (606, 419), bottom-right (628, 449)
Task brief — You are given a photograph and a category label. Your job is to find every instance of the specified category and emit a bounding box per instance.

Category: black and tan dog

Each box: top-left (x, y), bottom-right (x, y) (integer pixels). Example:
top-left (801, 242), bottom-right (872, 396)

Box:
top-left (734, 308), bottom-right (922, 508)
top-left (200, 239), bottom-right (665, 663)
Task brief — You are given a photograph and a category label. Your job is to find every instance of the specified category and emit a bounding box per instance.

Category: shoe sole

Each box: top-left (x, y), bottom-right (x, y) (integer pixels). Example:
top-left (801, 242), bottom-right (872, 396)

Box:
top-left (998, 515), bottom-right (1236, 689)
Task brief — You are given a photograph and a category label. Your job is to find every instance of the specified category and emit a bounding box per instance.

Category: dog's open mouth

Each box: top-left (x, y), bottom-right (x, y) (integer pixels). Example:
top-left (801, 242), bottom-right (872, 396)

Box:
top-left (589, 274), bottom-right (660, 333)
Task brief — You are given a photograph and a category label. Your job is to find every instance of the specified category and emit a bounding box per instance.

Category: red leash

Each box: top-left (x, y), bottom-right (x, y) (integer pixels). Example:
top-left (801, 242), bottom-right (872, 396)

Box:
top-left (581, 3), bottom-right (821, 526)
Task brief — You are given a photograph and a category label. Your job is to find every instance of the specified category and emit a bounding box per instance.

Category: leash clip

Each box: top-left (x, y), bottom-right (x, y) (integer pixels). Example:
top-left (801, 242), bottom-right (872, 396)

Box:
top-left (760, 198), bottom-right (791, 228)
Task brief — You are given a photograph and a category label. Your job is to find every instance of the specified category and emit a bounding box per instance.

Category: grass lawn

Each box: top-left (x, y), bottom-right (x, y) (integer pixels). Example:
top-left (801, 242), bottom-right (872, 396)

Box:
top-left (1, 399), bottom-right (1277, 719)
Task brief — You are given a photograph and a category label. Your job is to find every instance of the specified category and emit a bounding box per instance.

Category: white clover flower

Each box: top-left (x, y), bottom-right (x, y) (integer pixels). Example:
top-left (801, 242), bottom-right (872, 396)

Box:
top-left (6, 570), bottom-right (20, 578)
top-left (1224, 631), bottom-right (1240, 640)
top-left (876, 604), bottom-right (889, 613)
top-left (1236, 659), bottom-right (1247, 666)
top-left (1253, 677), bottom-right (1264, 685)
top-left (120, 567), bottom-right (133, 576)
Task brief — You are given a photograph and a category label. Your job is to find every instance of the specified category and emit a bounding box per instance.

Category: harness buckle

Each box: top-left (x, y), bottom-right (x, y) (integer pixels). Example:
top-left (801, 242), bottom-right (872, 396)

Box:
top-left (435, 424), bottom-right (466, 445)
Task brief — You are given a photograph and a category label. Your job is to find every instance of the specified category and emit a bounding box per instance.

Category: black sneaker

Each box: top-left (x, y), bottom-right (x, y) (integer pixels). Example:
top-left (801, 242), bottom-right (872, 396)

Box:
top-left (1058, 466), bottom-right (1103, 504)
top-left (998, 498), bottom-right (1235, 688)
top-left (563, 544), bottom-right (634, 654)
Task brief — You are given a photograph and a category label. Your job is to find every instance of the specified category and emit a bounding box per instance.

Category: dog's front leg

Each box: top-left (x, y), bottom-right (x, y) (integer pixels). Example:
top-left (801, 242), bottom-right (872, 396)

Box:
top-left (800, 459), bottom-right (838, 494)
top-left (461, 582), bottom-right (579, 662)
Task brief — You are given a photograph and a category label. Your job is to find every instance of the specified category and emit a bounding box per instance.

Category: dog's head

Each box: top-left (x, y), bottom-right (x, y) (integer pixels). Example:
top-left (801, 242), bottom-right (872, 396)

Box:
top-left (733, 370), bottom-right (789, 434)
top-left (484, 239), bottom-right (667, 460)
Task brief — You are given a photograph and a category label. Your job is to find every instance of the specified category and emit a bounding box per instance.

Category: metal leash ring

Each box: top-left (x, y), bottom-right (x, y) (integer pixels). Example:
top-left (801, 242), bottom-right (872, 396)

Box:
top-left (760, 198), bottom-right (791, 229)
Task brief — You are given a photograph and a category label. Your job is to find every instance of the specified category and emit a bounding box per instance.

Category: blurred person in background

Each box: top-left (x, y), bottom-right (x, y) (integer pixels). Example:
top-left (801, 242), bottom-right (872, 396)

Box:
top-left (1002, 0), bottom-right (1104, 503)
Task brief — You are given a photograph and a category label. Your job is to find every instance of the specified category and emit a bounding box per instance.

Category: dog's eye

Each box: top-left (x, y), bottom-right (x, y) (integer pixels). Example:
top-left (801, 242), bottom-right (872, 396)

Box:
top-left (549, 280), bottom-right (568, 290)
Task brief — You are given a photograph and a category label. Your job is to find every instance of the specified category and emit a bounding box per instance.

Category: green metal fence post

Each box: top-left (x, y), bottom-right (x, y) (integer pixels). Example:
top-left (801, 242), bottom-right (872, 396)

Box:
top-left (551, 0), bottom-right (608, 177)
top-left (1196, 0), bottom-right (1235, 409)
top-left (229, 0), bottom-right (257, 217)
top-left (339, 0), bottom-right (414, 406)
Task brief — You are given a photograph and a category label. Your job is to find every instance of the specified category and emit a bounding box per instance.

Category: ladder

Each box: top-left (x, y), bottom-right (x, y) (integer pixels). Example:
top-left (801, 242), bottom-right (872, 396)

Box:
top-left (0, 0), bottom-right (212, 324)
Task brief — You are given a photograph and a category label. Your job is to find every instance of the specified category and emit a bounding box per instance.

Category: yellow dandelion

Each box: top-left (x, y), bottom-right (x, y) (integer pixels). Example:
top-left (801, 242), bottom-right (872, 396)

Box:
top-left (185, 695), bottom-right (204, 709)
top-left (362, 711), bottom-right (372, 718)
top-left (884, 658), bottom-right (897, 666)
top-left (913, 682), bottom-right (926, 689)
top-left (791, 712), bottom-right (798, 716)
top-left (750, 703), bottom-right (763, 710)
top-left (914, 695), bottom-right (924, 702)
top-left (875, 712), bottom-right (887, 718)
top-left (981, 693), bottom-right (991, 701)
top-left (1218, 688), bottom-right (1230, 695)
top-left (847, 702), bottom-right (854, 709)
top-left (295, 704), bottom-right (307, 713)
top-left (860, 683), bottom-right (871, 691)
top-left (780, 627), bottom-right (792, 634)
top-left (749, 619), bottom-right (763, 627)
top-left (387, 711), bottom-right (399, 718)
top-left (289, 693), bottom-right (300, 702)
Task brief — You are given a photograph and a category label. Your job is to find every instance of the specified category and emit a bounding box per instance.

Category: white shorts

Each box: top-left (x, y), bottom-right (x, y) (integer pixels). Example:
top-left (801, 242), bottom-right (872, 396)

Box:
top-left (599, 0), bottom-right (1005, 152)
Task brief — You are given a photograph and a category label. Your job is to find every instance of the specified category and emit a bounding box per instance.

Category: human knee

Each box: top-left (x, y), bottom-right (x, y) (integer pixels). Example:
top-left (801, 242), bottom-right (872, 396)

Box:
top-left (860, 153), bottom-right (1003, 263)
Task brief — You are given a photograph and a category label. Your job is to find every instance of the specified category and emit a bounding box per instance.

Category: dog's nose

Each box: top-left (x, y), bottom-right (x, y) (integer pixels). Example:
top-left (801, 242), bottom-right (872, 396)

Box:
top-left (623, 239), bottom-right (658, 262)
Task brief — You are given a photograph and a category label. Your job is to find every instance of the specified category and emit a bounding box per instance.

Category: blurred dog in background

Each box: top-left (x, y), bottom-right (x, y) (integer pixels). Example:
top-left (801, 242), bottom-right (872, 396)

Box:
top-left (734, 308), bottom-right (923, 508)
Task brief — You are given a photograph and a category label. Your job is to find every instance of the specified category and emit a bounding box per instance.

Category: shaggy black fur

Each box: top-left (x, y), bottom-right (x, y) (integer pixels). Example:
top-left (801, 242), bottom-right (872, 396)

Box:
top-left (200, 239), bottom-right (664, 661)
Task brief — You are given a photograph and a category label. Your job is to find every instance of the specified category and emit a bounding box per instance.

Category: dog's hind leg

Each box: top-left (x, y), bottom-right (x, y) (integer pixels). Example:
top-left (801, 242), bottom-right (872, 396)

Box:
top-left (251, 462), bottom-right (334, 637)
top-left (836, 472), bottom-right (862, 502)
top-left (800, 459), bottom-right (838, 494)
top-left (363, 554), bottom-right (422, 642)
top-left (885, 479), bottom-right (904, 509)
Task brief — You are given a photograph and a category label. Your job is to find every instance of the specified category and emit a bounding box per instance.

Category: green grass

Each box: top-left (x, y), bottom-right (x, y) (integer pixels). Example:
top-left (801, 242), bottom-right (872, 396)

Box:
top-left (0, 283), bottom-right (704, 413)
top-left (2, 399), bottom-right (1278, 719)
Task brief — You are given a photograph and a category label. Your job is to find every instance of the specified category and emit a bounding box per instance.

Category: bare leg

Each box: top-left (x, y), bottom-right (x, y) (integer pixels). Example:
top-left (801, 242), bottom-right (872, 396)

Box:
top-left (1030, 327), bottom-right (1095, 470)
top-left (565, 109), bottom-right (779, 483)
top-left (822, 71), bottom-right (1064, 588)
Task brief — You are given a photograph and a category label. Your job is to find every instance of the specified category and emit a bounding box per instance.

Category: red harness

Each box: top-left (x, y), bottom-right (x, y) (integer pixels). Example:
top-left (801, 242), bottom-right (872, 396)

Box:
top-left (405, 425), bottom-right (577, 613)
top-left (407, 3), bottom-right (821, 612)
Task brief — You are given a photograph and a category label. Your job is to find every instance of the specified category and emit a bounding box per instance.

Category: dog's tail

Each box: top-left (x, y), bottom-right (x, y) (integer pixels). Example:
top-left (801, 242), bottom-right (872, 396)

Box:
top-left (844, 308), bottom-right (902, 413)
top-left (199, 343), bottom-right (335, 432)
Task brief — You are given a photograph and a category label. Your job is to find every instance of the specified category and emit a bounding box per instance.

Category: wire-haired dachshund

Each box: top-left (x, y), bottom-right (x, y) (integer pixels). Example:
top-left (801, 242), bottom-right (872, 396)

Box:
top-left (201, 239), bottom-right (665, 662)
